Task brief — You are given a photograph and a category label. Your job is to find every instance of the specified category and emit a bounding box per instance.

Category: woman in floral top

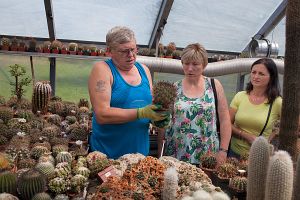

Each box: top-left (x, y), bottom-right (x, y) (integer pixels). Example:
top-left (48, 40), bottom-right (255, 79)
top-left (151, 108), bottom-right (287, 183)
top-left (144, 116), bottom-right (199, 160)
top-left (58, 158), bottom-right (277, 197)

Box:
top-left (164, 43), bottom-right (231, 166)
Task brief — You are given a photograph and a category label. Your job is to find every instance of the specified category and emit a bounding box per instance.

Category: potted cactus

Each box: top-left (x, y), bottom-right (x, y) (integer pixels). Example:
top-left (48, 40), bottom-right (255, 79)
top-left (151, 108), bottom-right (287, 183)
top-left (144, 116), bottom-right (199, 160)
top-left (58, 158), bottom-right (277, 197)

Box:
top-left (42, 41), bottom-right (51, 53)
top-left (18, 40), bottom-right (27, 51)
top-left (10, 37), bottom-right (19, 51)
top-left (1, 37), bottom-right (10, 51)
top-left (200, 153), bottom-right (217, 179)
top-left (77, 45), bottom-right (83, 55)
top-left (28, 38), bottom-right (37, 52)
top-left (158, 43), bottom-right (165, 57)
top-left (165, 42), bottom-right (176, 58)
top-left (50, 40), bottom-right (62, 54)
top-left (90, 45), bottom-right (98, 56)
top-left (138, 48), bottom-right (150, 56)
top-left (68, 42), bottom-right (78, 55)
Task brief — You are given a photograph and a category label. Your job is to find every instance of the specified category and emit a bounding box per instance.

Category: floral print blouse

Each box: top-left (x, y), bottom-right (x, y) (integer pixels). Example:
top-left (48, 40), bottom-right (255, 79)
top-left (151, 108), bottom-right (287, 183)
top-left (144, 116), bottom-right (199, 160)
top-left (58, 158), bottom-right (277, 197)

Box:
top-left (165, 78), bottom-right (219, 165)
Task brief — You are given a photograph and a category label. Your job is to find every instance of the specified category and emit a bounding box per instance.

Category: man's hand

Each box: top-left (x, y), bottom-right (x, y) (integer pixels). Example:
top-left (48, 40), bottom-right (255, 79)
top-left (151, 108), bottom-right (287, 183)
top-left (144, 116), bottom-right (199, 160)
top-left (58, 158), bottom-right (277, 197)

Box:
top-left (137, 104), bottom-right (168, 121)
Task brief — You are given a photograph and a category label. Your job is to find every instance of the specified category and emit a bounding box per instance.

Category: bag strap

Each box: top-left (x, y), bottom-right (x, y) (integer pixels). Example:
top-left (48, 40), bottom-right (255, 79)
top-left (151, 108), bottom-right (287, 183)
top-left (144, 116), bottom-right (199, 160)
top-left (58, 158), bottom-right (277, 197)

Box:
top-left (259, 102), bottom-right (273, 136)
top-left (210, 78), bottom-right (220, 135)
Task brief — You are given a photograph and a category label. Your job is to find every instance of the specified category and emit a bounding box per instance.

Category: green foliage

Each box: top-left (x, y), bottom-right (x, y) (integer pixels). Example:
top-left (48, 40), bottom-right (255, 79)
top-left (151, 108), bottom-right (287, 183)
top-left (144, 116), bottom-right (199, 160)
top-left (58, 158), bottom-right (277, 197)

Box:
top-left (8, 64), bottom-right (31, 100)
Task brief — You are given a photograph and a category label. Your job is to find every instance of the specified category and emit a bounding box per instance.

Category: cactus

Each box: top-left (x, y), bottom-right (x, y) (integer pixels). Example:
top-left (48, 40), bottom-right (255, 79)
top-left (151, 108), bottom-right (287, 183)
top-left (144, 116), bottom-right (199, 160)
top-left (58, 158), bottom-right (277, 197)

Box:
top-left (200, 153), bottom-right (217, 170)
top-left (293, 154), bottom-right (300, 200)
top-left (78, 98), bottom-right (89, 108)
top-left (264, 151), bottom-right (293, 200)
top-left (54, 162), bottom-right (71, 178)
top-left (41, 125), bottom-right (60, 139)
top-left (17, 158), bottom-right (36, 169)
top-left (42, 41), bottom-right (51, 50)
top-left (28, 38), bottom-right (37, 52)
top-left (48, 177), bottom-right (68, 194)
top-left (53, 194), bottom-right (69, 200)
top-left (46, 114), bottom-right (61, 126)
top-left (229, 176), bottom-right (247, 192)
top-left (0, 135), bottom-right (8, 146)
top-left (73, 166), bottom-right (90, 178)
top-left (9, 64), bottom-right (31, 101)
top-left (0, 171), bottom-right (17, 195)
top-left (49, 137), bottom-right (69, 146)
top-left (0, 193), bottom-right (19, 200)
top-left (30, 146), bottom-right (50, 160)
top-left (69, 127), bottom-right (88, 141)
top-left (31, 192), bottom-right (52, 200)
top-left (0, 153), bottom-right (11, 171)
top-left (35, 161), bottom-right (55, 179)
top-left (52, 144), bottom-right (69, 157)
top-left (165, 42), bottom-right (176, 57)
top-left (162, 167), bottom-right (178, 200)
top-left (68, 42), bottom-right (78, 52)
top-left (70, 174), bottom-right (87, 193)
top-left (65, 116), bottom-right (77, 124)
top-left (38, 154), bottom-right (55, 165)
top-left (17, 169), bottom-right (47, 200)
top-left (32, 141), bottom-right (51, 151)
top-left (0, 106), bottom-right (14, 124)
top-left (247, 136), bottom-right (270, 200)
top-left (63, 101), bottom-right (79, 117)
top-left (50, 40), bottom-right (62, 51)
top-left (15, 109), bottom-right (34, 122)
top-left (158, 43), bottom-right (165, 57)
top-left (1, 37), bottom-right (10, 49)
top-left (32, 81), bottom-right (52, 114)
top-left (2, 128), bottom-right (20, 140)
top-left (48, 101), bottom-right (64, 116)
top-left (216, 163), bottom-right (237, 180)
top-left (56, 151), bottom-right (73, 164)
top-left (0, 96), bottom-right (6, 106)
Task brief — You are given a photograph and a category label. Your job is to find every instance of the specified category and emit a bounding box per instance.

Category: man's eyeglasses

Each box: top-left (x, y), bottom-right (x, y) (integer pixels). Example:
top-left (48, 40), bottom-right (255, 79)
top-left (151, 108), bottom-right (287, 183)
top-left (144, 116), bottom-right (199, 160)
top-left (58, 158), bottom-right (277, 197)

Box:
top-left (116, 48), bottom-right (138, 56)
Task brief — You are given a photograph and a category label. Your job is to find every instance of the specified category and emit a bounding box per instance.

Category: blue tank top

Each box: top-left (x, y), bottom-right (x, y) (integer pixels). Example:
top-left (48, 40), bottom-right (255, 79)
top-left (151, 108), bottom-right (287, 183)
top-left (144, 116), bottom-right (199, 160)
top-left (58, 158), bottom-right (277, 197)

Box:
top-left (90, 59), bottom-right (152, 159)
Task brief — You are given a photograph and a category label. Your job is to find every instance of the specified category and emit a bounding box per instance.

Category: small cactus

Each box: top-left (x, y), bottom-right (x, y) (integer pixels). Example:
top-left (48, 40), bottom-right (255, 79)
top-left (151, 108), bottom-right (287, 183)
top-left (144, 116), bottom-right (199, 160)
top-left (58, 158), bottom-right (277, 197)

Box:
top-left (30, 146), bottom-right (50, 160)
top-left (73, 166), bottom-right (90, 178)
top-left (31, 192), bottom-right (52, 200)
top-left (48, 177), bottom-right (68, 194)
top-left (229, 176), bottom-right (247, 192)
top-left (32, 81), bottom-right (52, 114)
top-left (200, 153), bottom-right (217, 170)
top-left (56, 151), bottom-right (73, 164)
top-left (0, 171), bottom-right (17, 195)
top-left (162, 167), bottom-right (178, 200)
top-left (17, 158), bottom-right (36, 169)
top-left (54, 162), bottom-right (71, 178)
top-left (0, 106), bottom-right (14, 124)
top-left (70, 174), bottom-right (87, 193)
top-left (35, 161), bottom-right (55, 179)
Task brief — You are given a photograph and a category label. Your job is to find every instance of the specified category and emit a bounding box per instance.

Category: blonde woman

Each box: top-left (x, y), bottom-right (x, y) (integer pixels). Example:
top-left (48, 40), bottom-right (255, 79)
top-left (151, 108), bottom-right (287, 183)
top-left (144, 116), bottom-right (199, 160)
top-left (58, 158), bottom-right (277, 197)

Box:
top-left (164, 43), bottom-right (232, 166)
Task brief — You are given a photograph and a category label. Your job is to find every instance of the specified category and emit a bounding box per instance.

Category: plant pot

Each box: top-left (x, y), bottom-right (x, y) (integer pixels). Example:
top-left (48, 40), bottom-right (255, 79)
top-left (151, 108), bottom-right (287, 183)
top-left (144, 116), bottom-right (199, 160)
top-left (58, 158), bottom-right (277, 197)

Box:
top-left (10, 46), bottom-right (18, 51)
top-left (69, 51), bottom-right (77, 55)
top-left (61, 49), bottom-right (68, 54)
top-left (200, 167), bottom-right (216, 180)
top-left (77, 51), bottom-right (83, 55)
top-left (51, 49), bottom-right (60, 54)
top-left (164, 55), bottom-right (173, 59)
top-left (18, 47), bottom-right (26, 52)
top-left (1, 45), bottom-right (9, 51)
top-left (90, 52), bottom-right (97, 56)
top-left (43, 48), bottom-right (51, 53)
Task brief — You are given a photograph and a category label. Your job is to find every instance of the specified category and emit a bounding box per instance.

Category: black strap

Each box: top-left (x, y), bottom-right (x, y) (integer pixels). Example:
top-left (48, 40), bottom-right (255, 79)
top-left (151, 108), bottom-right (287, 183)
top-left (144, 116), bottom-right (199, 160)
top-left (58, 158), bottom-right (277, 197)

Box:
top-left (211, 78), bottom-right (220, 137)
top-left (259, 102), bottom-right (273, 136)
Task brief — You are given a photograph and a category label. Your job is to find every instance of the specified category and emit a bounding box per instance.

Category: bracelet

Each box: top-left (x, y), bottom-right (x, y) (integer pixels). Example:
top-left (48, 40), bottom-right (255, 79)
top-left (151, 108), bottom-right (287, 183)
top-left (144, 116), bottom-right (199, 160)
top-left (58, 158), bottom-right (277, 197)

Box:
top-left (219, 148), bottom-right (228, 153)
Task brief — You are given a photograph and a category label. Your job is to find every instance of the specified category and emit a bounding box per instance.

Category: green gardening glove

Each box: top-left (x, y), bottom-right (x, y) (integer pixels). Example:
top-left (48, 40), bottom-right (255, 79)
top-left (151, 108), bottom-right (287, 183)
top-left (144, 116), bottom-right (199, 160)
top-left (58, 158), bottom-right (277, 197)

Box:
top-left (152, 113), bottom-right (171, 128)
top-left (137, 104), bottom-right (168, 121)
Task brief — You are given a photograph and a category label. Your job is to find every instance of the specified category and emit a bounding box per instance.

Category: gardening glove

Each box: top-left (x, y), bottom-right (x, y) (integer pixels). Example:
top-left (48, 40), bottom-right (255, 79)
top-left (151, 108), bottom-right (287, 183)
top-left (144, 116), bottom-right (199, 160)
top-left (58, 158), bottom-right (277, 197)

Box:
top-left (152, 113), bottom-right (172, 129)
top-left (137, 104), bottom-right (168, 121)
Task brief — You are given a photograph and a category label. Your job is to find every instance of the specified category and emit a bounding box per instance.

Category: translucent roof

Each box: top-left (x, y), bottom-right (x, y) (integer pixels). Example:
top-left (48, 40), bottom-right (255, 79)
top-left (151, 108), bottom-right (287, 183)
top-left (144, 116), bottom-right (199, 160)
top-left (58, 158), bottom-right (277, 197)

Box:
top-left (0, 0), bottom-right (286, 55)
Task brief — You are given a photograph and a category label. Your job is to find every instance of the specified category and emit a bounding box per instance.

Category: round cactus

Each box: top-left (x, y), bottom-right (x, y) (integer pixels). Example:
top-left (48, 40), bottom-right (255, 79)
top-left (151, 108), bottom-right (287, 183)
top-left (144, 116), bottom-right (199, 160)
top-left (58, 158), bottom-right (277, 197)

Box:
top-left (200, 153), bottom-right (217, 170)
top-left (65, 116), bottom-right (77, 124)
top-left (69, 127), bottom-right (88, 141)
top-left (15, 109), bottom-right (34, 122)
top-left (46, 114), bottom-right (62, 127)
top-left (62, 102), bottom-right (79, 117)
top-left (0, 193), bottom-right (19, 200)
top-left (32, 141), bottom-right (51, 151)
top-left (30, 146), bottom-right (50, 160)
top-left (35, 161), bottom-right (55, 179)
top-left (216, 163), bottom-right (237, 180)
top-left (48, 177), bottom-right (68, 194)
top-left (70, 174), bottom-right (87, 193)
top-left (31, 192), bottom-right (52, 200)
top-left (73, 166), bottom-right (90, 178)
top-left (41, 125), bottom-right (60, 139)
top-left (78, 98), bottom-right (89, 109)
top-left (0, 135), bottom-right (8, 146)
top-left (0, 171), bottom-right (17, 195)
top-left (229, 176), bottom-right (247, 192)
top-left (48, 101), bottom-right (64, 116)
top-left (17, 169), bottom-right (47, 200)
top-left (56, 151), bottom-right (73, 164)
top-left (0, 107), bottom-right (14, 124)
top-left (17, 158), bottom-right (36, 169)
top-left (38, 154), bottom-right (55, 165)
top-left (54, 162), bottom-right (71, 178)
top-left (54, 194), bottom-right (69, 200)
top-left (52, 144), bottom-right (69, 157)
top-left (32, 81), bottom-right (52, 114)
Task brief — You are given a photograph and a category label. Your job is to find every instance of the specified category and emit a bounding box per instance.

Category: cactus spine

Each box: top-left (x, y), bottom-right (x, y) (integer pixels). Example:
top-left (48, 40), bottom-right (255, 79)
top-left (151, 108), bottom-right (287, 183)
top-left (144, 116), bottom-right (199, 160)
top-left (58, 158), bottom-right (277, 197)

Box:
top-left (32, 81), bottom-right (52, 114)
top-left (162, 167), bottom-right (178, 200)
top-left (293, 154), bottom-right (300, 200)
top-left (31, 192), bottom-right (52, 200)
top-left (247, 136), bottom-right (270, 200)
top-left (265, 151), bottom-right (293, 200)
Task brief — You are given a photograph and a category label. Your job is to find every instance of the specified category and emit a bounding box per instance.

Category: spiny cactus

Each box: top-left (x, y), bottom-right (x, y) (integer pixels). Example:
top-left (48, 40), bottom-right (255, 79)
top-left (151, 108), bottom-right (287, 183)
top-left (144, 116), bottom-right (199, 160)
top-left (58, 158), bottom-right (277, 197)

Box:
top-left (216, 163), bottom-right (237, 179)
top-left (46, 114), bottom-right (61, 126)
top-left (35, 161), bottom-right (55, 179)
top-left (78, 98), bottom-right (89, 108)
top-left (63, 101), bottom-right (79, 117)
top-left (54, 162), bottom-right (71, 178)
top-left (264, 151), bottom-right (293, 200)
top-left (70, 174), bottom-right (87, 193)
top-left (1, 37), bottom-right (10, 49)
top-left (30, 146), bottom-right (50, 160)
top-left (0, 171), bottom-right (17, 195)
top-left (162, 167), bottom-right (178, 200)
top-left (32, 81), bottom-right (52, 114)
top-left (52, 144), bottom-right (69, 157)
top-left (15, 109), bottom-right (34, 122)
top-left (200, 153), bottom-right (217, 170)
top-left (32, 141), bottom-right (51, 151)
top-left (293, 154), bottom-right (300, 200)
top-left (68, 42), bottom-right (78, 52)
top-left (0, 135), bottom-right (8, 146)
top-left (247, 136), bottom-right (270, 200)
top-left (73, 166), bottom-right (90, 178)
top-left (56, 151), bottom-right (73, 164)
top-left (50, 40), bottom-right (62, 51)
top-left (69, 127), bottom-right (88, 141)
top-left (27, 38), bottom-right (37, 52)
top-left (0, 106), bottom-right (14, 124)
top-left (53, 194), bottom-right (69, 200)
top-left (48, 101), bottom-right (64, 116)
top-left (0, 193), bottom-right (19, 200)
top-left (38, 154), bottom-right (55, 165)
top-left (49, 137), bottom-right (69, 146)
top-left (41, 125), bottom-right (60, 139)
top-left (65, 116), bottom-right (77, 124)
top-left (229, 176), bottom-right (247, 192)
top-left (17, 169), bottom-right (47, 200)
top-left (17, 158), bottom-right (36, 169)
top-left (0, 153), bottom-right (11, 171)
top-left (48, 177), bottom-right (68, 194)
top-left (9, 64), bottom-right (31, 101)
top-left (31, 192), bottom-right (52, 200)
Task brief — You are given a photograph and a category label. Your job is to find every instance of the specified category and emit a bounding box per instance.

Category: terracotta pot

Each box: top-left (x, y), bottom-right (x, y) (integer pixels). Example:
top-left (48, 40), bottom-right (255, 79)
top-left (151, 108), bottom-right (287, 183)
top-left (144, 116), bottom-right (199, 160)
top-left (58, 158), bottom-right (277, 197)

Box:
top-left (43, 48), bottom-right (51, 53)
top-left (69, 51), bottom-right (77, 55)
top-left (90, 52), bottom-right (97, 56)
top-left (77, 51), bottom-right (83, 55)
top-left (61, 49), bottom-right (68, 54)
top-left (1, 45), bottom-right (9, 51)
top-left (10, 46), bottom-right (18, 51)
top-left (18, 47), bottom-right (26, 52)
top-left (51, 49), bottom-right (60, 54)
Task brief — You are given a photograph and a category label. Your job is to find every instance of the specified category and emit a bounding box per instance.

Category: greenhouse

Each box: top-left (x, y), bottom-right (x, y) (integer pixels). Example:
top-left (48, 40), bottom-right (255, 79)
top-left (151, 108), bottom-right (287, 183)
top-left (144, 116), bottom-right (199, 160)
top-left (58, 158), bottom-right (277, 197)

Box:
top-left (0, 0), bottom-right (299, 200)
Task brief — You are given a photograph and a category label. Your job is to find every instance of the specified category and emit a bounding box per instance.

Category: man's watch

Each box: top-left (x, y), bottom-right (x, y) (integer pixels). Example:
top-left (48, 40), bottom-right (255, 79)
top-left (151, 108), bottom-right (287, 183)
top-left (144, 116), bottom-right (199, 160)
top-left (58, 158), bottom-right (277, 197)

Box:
top-left (219, 148), bottom-right (228, 153)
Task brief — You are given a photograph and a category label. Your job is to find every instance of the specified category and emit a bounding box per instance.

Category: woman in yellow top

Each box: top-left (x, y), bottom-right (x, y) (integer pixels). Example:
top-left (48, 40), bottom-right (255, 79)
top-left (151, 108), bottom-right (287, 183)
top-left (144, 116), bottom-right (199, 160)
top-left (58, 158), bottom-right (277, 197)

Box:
top-left (229, 58), bottom-right (282, 158)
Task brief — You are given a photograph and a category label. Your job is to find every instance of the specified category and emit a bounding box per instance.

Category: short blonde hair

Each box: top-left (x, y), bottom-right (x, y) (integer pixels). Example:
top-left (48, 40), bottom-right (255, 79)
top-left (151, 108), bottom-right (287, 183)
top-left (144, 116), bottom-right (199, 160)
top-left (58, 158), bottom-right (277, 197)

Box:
top-left (181, 43), bottom-right (208, 68)
top-left (106, 26), bottom-right (136, 49)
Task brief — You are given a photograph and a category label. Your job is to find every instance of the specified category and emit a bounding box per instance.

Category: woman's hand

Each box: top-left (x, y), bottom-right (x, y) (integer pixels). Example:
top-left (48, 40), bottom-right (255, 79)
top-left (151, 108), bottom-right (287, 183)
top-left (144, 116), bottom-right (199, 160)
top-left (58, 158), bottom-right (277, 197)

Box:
top-left (216, 151), bottom-right (227, 167)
